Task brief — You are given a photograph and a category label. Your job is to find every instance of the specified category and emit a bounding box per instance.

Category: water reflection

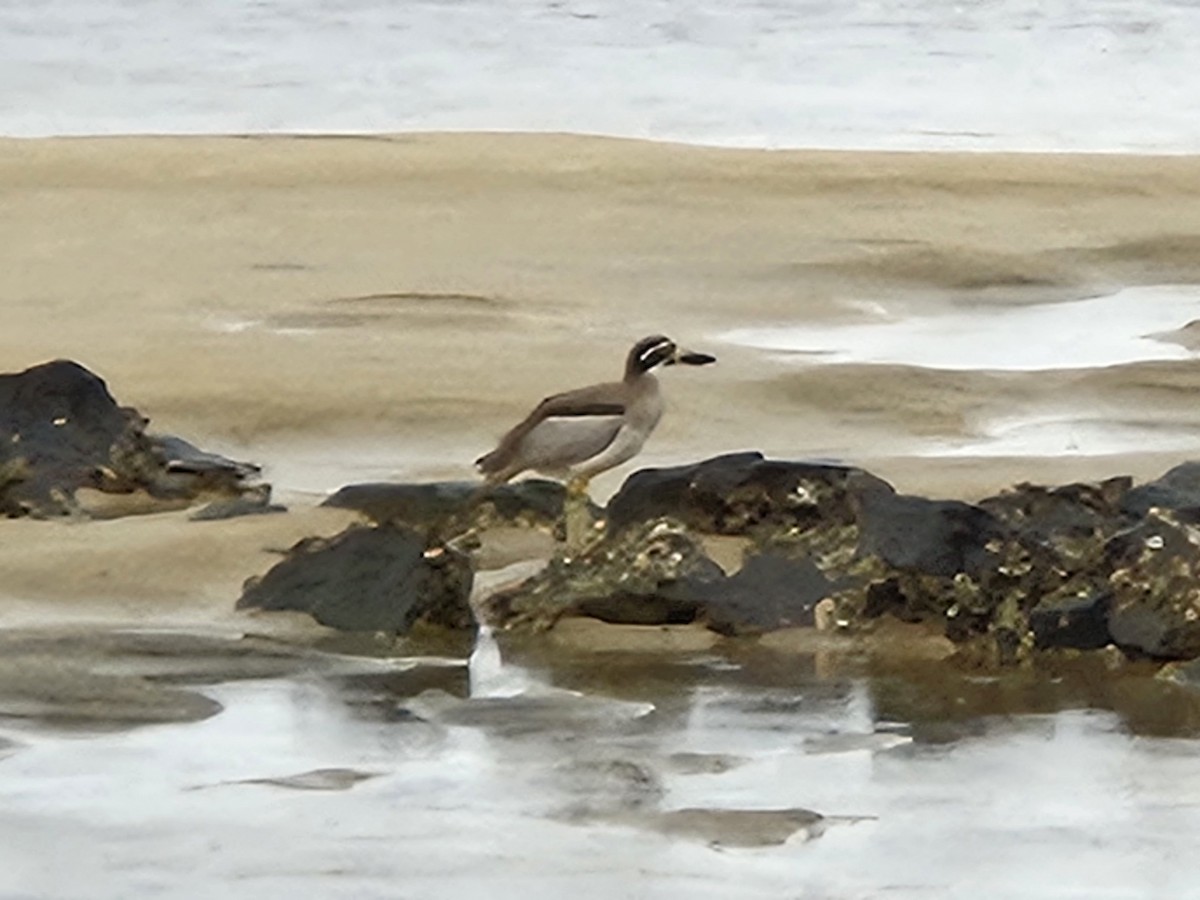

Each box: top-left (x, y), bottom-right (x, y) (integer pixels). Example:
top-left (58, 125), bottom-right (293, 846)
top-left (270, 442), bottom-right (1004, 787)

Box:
top-left (1, 634), bottom-right (1199, 898)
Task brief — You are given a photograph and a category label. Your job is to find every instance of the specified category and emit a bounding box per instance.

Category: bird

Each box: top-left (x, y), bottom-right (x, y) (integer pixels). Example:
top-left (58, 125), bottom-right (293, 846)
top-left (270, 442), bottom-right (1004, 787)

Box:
top-left (475, 335), bottom-right (716, 499)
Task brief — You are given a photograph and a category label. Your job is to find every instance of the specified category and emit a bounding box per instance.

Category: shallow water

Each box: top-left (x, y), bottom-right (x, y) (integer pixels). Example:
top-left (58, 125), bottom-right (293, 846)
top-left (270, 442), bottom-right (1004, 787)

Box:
top-left (921, 416), bottom-right (1200, 459)
top-left (723, 285), bottom-right (1200, 459)
top-left (3, 632), bottom-right (1200, 898)
top-left (722, 286), bottom-right (1200, 373)
top-left (3, 0), bottom-right (1200, 150)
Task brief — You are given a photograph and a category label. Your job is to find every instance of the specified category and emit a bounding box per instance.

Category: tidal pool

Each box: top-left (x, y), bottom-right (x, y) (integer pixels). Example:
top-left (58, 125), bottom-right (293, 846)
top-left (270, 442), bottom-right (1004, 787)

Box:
top-left (2, 631), bottom-right (1199, 899)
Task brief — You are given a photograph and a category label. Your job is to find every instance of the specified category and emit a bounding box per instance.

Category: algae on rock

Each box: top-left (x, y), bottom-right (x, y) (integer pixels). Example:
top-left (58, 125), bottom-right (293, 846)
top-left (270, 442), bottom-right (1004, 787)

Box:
top-left (481, 518), bottom-right (725, 631)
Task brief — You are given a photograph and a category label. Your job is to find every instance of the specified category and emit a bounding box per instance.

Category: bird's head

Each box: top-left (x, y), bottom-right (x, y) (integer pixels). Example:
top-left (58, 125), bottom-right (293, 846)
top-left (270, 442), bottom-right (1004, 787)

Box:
top-left (626, 335), bottom-right (717, 378)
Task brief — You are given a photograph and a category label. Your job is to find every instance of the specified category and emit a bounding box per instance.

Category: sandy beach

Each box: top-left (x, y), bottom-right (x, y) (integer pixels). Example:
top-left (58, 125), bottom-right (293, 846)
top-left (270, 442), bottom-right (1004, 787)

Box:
top-left (6, 132), bottom-right (1200, 898)
top-left (3, 133), bottom-right (1200, 613)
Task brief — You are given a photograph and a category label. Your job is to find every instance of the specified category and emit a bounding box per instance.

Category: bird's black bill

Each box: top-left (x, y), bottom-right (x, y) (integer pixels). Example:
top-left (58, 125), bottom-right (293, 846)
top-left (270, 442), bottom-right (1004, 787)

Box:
top-left (673, 351), bottom-right (716, 366)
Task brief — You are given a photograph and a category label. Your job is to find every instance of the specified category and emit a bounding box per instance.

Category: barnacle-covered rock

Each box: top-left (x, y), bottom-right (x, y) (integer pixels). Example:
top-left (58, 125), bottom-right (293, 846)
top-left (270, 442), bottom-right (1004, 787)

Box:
top-left (242, 455), bottom-right (1200, 661)
top-left (749, 486), bottom-right (1042, 660)
top-left (480, 518), bottom-right (725, 631)
top-left (1121, 462), bottom-right (1200, 518)
top-left (1106, 509), bottom-right (1200, 659)
top-left (605, 452), bottom-right (894, 537)
top-left (857, 492), bottom-right (1008, 578)
top-left (1028, 586), bottom-right (1112, 651)
top-left (688, 552), bottom-right (844, 635)
top-left (481, 515), bottom-right (847, 636)
top-left (979, 477), bottom-right (1134, 581)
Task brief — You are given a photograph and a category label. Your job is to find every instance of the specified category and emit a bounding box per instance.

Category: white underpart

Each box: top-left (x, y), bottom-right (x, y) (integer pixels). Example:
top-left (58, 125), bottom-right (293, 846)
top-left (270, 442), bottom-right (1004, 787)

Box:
top-left (572, 422), bottom-right (652, 479)
top-left (574, 377), bottom-right (665, 478)
top-left (521, 415), bottom-right (624, 475)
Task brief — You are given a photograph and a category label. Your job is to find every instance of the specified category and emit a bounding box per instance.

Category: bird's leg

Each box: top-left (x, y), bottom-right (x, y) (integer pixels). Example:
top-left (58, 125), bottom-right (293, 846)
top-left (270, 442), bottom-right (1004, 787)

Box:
top-left (563, 475), bottom-right (595, 556)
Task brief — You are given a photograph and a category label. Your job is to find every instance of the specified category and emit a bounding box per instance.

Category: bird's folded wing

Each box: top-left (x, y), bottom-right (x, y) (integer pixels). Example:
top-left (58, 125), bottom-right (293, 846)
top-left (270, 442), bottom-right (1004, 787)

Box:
top-left (476, 381), bottom-right (626, 474)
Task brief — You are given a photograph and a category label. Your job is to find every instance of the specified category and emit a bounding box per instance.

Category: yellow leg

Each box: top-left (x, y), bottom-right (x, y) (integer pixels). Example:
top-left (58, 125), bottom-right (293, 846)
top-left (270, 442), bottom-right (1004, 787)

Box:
top-left (564, 476), bottom-right (593, 556)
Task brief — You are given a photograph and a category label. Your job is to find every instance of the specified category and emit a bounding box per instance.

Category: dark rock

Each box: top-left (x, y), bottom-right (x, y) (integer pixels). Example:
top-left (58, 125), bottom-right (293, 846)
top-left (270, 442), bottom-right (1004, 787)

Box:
top-left (1122, 462), bottom-right (1200, 518)
top-left (268, 455), bottom-right (1200, 661)
top-left (145, 435), bottom-right (260, 493)
top-left (0, 359), bottom-right (134, 515)
top-left (1105, 510), bottom-right (1200, 658)
top-left (1108, 602), bottom-right (1180, 659)
top-left (689, 553), bottom-right (838, 635)
top-left (106, 431), bottom-right (261, 502)
top-left (1029, 588), bottom-right (1112, 651)
top-left (844, 479), bottom-right (1150, 657)
top-left (980, 477), bottom-right (1133, 564)
top-left (237, 524), bottom-right (474, 634)
top-left (643, 807), bottom-right (826, 848)
top-left (575, 592), bottom-right (706, 627)
top-left (482, 519), bottom-right (725, 630)
top-left (598, 456), bottom-right (1031, 648)
top-left (484, 520), bottom-right (840, 636)
top-left (606, 452), bottom-right (894, 536)
top-left (598, 458), bottom-right (1200, 659)
top-left (323, 478), bottom-right (591, 535)
top-left (0, 459), bottom-right (25, 501)
top-left (0, 359), bottom-right (266, 517)
top-left (856, 492), bottom-right (1006, 578)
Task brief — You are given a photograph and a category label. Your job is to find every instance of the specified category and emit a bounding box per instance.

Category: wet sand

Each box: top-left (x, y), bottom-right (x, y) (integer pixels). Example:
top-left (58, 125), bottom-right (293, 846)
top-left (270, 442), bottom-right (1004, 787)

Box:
top-left (3, 139), bottom-right (1200, 482)
top-left (4, 134), bottom-right (1200, 896)
top-left (4, 134), bottom-right (1200, 612)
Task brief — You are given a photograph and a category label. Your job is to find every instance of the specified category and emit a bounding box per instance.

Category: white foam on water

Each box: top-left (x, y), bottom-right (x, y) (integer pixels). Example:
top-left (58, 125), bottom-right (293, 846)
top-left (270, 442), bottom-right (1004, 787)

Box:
top-left (3, 0), bottom-right (1200, 151)
top-left (722, 286), bottom-right (1200, 372)
top-left (468, 624), bottom-right (547, 698)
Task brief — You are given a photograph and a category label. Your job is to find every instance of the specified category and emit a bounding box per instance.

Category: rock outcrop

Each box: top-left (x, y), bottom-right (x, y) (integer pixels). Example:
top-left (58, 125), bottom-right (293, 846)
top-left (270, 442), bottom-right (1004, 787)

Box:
top-left (484, 453), bottom-right (1200, 663)
top-left (605, 451), bottom-right (893, 536)
top-left (0, 359), bottom-right (269, 518)
top-left (234, 449), bottom-right (1200, 663)
top-left (480, 519), bottom-right (725, 631)
top-left (237, 524), bottom-right (474, 635)
top-left (1106, 509), bottom-right (1200, 659)
top-left (242, 479), bottom-right (582, 637)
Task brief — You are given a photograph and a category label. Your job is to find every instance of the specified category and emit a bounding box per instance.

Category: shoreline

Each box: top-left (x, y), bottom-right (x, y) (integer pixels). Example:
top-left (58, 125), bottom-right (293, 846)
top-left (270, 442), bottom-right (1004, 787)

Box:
top-left (3, 131), bottom-right (1200, 614)
top-left (9, 128), bottom-right (1200, 156)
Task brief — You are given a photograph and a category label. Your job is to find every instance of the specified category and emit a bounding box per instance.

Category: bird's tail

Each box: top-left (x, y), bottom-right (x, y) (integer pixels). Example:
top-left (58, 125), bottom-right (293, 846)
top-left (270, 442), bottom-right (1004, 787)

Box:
top-left (474, 449), bottom-right (508, 481)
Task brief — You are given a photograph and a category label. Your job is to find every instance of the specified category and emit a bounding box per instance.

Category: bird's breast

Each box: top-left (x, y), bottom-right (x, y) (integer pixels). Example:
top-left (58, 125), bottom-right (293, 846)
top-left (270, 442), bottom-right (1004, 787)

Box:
top-left (626, 377), bottom-right (665, 432)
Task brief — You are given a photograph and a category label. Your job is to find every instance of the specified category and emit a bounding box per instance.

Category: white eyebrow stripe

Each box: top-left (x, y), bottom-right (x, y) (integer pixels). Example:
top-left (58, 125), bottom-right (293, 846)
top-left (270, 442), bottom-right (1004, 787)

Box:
top-left (541, 413), bottom-right (623, 423)
top-left (639, 341), bottom-right (674, 362)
